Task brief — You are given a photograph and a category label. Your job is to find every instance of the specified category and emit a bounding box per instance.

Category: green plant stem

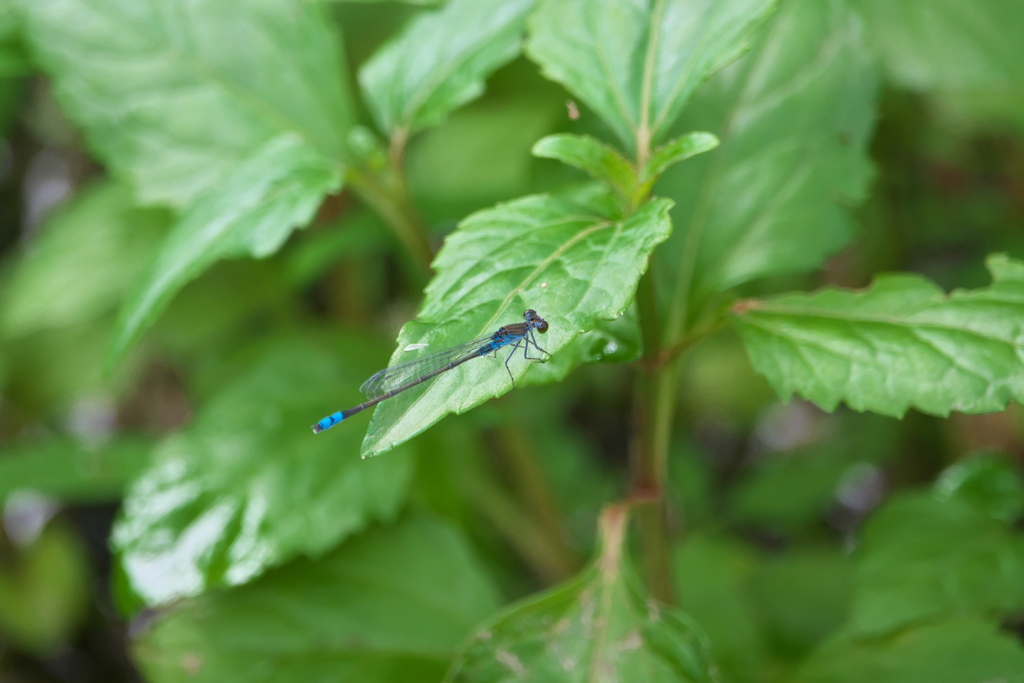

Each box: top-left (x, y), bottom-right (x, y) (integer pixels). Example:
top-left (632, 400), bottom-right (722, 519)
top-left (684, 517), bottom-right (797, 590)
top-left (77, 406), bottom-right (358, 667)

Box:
top-left (597, 503), bottom-right (629, 573)
top-left (628, 267), bottom-right (678, 604)
top-left (350, 174), bottom-right (433, 284)
top-left (498, 423), bottom-right (580, 577)
top-left (350, 128), bottom-right (432, 285)
top-left (629, 363), bottom-right (677, 604)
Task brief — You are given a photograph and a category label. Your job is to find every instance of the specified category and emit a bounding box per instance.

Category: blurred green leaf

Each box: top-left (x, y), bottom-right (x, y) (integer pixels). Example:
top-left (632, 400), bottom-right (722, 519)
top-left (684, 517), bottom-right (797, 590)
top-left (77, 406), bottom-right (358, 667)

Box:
top-left (21, 0), bottom-right (352, 206)
top-left (113, 337), bottom-right (414, 606)
top-left (790, 618), bottom-right (1024, 683)
top-left (284, 211), bottom-right (395, 289)
top-left (151, 259), bottom-right (286, 366)
top-left (0, 520), bottom-right (91, 653)
top-left (2, 317), bottom-right (141, 410)
top-left (0, 181), bottom-right (170, 338)
top-left (328, 0), bottom-right (441, 4)
top-left (658, 0), bottom-right (877, 332)
top-left (136, 515), bottom-right (501, 683)
top-left (668, 440), bottom-right (716, 526)
top-left (0, 73), bottom-right (22, 134)
top-left (733, 254), bottom-right (1024, 418)
top-left (0, 436), bottom-right (152, 503)
top-left (107, 134), bottom-right (342, 368)
top-left (751, 548), bottom-right (852, 658)
top-left (930, 87), bottom-right (1024, 135)
top-left (447, 507), bottom-right (717, 682)
top-left (0, 0), bottom-right (29, 77)
top-left (934, 452), bottom-right (1024, 524)
top-left (408, 98), bottom-right (559, 211)
top-left (361, 194), bottom-right (672, 456)
top-left (677, 329), bottom-right (775, 426)
top-left (850, 492), bottom-right (1024, 636)
top-left (359, 0), bottom-right (532, 135)
top-left (852, 0), bottom-right (1024, 90)
top-left (729, 450), bottom-right (854, 533)
top-left (674, 535), bottom-right (767, 683)
top-left (526, 0), bottom-right (775, 155)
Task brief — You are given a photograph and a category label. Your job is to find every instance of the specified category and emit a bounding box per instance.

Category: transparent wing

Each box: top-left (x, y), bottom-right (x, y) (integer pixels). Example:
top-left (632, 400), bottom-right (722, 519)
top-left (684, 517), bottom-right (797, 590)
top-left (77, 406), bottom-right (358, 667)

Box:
top-left (359, 334), bottom-right (501, 399)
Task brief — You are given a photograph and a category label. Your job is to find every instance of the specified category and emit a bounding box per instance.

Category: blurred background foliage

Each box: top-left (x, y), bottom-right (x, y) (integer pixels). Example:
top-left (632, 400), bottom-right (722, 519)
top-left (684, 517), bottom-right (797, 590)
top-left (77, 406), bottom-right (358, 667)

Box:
top-left (0, 0), bottom-right (1022, 682)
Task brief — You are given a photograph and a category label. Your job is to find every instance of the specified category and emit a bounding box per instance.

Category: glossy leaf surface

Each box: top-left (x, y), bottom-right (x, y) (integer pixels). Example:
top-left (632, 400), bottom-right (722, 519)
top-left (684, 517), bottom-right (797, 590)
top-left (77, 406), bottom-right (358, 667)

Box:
top-left (113, 338), bottom-right (413, 605)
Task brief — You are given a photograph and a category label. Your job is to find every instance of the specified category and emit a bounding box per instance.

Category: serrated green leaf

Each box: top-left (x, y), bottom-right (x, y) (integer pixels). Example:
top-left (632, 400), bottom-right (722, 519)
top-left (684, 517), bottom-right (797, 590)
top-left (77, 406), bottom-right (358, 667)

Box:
top-left (851, 0), bottom-right (1024, 90)
top-left (732, 254), bottom-right (1024, 418)
top-left (658, 0), bottom-right (877, 333)
top-left (790, 618), bottom-right (1024, 683)
top-left (0, 181), bottom-right (170, 338)
top-left (934, 453), bottom-right (1024, 524)
top-left (526, 0), bottom-right (776, 155)
top-left (532, 133), bottom-right (635, 204)
top-left (135, 515), bottom-right (501, 683)
top-left (0, 436), bottom-right (153, 503)
top-left (358, 194), bottom-right (673, 457)
top-left (107, 134), bottom-right (342, 368)
top-left (21, 0), bottom-right (352, 206)
top-left (359, 0), bottom-right (532, 134)
top-left (850, 492), bottom-right (1024, 636)
top-left (447, 507), bottom-right (717, 682)
top-left (113, 338), bottom-right (414, 606)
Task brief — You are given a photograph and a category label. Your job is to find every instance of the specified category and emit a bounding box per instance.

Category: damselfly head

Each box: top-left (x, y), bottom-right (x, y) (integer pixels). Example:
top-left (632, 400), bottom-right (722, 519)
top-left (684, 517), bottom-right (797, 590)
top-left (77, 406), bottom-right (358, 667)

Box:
top-left (524, 309), bottom-right (549, 333)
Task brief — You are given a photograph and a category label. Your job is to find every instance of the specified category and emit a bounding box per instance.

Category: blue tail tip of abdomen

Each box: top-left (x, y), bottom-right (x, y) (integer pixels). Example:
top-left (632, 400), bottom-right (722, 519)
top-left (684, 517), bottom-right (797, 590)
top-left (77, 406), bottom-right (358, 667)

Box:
top-left (312, 411), bottom-right (344, 434)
